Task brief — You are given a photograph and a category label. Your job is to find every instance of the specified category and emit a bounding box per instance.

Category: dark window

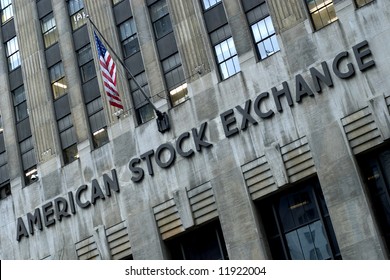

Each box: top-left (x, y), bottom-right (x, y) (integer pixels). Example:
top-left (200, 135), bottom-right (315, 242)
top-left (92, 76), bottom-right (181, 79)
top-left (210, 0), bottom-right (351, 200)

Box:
top-left (150, 0), bottom-right (172, 39)
top-left (68, 0), bottom-right (87, 30)
top-left (12, 86), bottom-right (28, 122)
top-left (129, 72), bottom-right (154, 125)
top-left (166, 221), bottom-right (229, 260)
top-left (0, 181), bottom-right (11, 200)
top-left (77, 45), bottom-right (96, 83)
top-left (49, 62), bottom-right (68, 99)
top-left (1, 0), bottom-right (13, 24)
top-left (57, 114), bottom-right (78, 164)
top-left (202, 0), bottom-right (222, 10)
top-left (358, 146), bottom-right (390, 257)
top-left (244, 1), bottom-right (280, 60)
top-left (41, 13), bottom-right (59, 48)
top-left (5, 37), bottom-right (21, 71)
top-left (119, 18), bottom-right (140, 57)
top-left (210, 24), bottom-right (240, 80)
top-left (258, 178), bottom-right (341, 259)
top-left (305, 0), bottom-right (337, 30)
top-left (86, 97), bottom-right (109, 148)
top-left (355, 0), bottom-right (374, 8)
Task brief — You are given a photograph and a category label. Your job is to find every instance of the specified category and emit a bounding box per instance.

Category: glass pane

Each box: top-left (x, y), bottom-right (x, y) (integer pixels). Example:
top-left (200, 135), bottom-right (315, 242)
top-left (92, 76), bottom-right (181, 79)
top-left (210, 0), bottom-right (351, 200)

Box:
top-left (153, 15), bottom-right (172, 39)
top-left (265, 16), bottom-right (275, 35)
top-left (137, 104), bottom-right (154, 124)
top-left (63, 144), bottom-right (78, 164)
top-left (150, 0), bottom-right (168, 21)
top-left (81, 61), bottom-right (96, 82)
top-left (285, 230), bottom-right (305, 260)
top-left (70, 8), bottom-right (87, 30)
top-left (123, 37), bottom-right (139, 57)
top-left (15, 102), bottom-right (28, 122)
top-left (251, 23), bottom-right (261, 43)
top-left (92, 128), bottom-right (109, 148)
top-left (58, 115), bottom-right (73, 132)
top-left (13, 86), bottom-right (25, 105)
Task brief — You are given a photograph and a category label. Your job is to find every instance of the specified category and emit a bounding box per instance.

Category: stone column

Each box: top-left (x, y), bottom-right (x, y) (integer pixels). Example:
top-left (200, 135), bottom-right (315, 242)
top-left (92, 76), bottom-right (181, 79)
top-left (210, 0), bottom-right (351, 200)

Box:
top-left (131, 0), bottom-right (167, 109)
top-left (52, 0), bottom-right (89, 143)
top-left (309, 121), bottom-right (387, 259)
top-left (169, 0), bottom-right (211, 81)
top-left (14, 0), bottom-right (58, 163)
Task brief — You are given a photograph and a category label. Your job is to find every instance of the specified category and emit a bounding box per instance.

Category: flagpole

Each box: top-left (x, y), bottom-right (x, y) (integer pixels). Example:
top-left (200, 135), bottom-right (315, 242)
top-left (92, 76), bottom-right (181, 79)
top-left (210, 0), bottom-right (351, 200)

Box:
top-left (87, 16), bottom-right (170, 133)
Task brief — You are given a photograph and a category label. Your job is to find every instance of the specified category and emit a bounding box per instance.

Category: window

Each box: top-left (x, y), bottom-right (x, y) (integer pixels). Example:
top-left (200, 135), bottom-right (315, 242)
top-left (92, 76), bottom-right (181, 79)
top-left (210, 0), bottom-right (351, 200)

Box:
top-left (245, 1), bottom-right (280, 60)
top-left (0, 126), bottom-right (10, 199)
top-left (41, 13), bottom-right (59, 48)
top-left (68, 0), bottom-right (87, 30)
top-left (49, 62), bottom-right (68, 99)
top-left (5, 37), bottom-right (21, 71)
top-left (0, 114), bottom-right (3, 132)
top-left (358, 146), bottom-right (390, 256)
top-left (12, 86), bottom-right (28, 122)
top-left (202, 0), bottom-right (222, 10)
top-left (166, 221), bottom-right (228, 260)
top-left (305, 0), bottom-right (337, 30)
top-left (130, 72), bottom-right (154, 125)
top-left (162, 53), bottom-right (188, 106)
top-left (258, 178), bottom-right (341, 259)
top-left (150, 0), bottom-right (172, 39)
top-left (119, 18), bottom-right (140, 57)
top-left (77, 45), bottom-right (96, 83)
top-left (87, 97), bottom-right (109, 148)
top-left (58, 114), bottom-right (78, 164)
top-left (210, 25), bottom-right (240, 80)
top-left (355, 0), bottom-right (374, 8)
top-left (1, 0), bottom-right (13, 24)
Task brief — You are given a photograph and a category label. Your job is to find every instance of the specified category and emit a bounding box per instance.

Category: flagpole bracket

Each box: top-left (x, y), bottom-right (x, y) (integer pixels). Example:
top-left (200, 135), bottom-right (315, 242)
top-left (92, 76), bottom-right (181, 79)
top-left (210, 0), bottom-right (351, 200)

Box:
top-left (156, 111), bottom-right (170, 133)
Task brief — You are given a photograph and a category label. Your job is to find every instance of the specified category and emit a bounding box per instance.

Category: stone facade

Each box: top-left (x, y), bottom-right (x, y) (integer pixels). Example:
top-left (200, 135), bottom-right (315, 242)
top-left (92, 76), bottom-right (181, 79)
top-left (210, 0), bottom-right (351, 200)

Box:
top-left (0, 0), bottom-right (389, 260)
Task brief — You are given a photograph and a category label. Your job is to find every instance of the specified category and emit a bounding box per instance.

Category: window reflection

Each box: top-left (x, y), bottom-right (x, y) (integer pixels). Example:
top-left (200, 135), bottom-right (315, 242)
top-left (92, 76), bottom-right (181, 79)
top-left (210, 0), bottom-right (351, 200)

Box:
top-left (258, 178), bottom-right (341, 259)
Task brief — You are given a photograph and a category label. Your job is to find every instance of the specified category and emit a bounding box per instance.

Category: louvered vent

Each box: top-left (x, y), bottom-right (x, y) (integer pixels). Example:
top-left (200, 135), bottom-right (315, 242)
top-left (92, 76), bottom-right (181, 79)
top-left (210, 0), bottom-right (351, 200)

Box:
top-left (281, 136), bottom-right (316, 183)
top-left (242, 156), bottom-right (276, 200)
top-left (153, 199), bottom-right (184, 240)
top-left (341, 107), bottom-right (382, 155)
top-left (106, 221), bottom-right (132, 260)
top-left (75, 236), bottom-right (100, 260)
top-left (188, 182), bottom-right (218, 225)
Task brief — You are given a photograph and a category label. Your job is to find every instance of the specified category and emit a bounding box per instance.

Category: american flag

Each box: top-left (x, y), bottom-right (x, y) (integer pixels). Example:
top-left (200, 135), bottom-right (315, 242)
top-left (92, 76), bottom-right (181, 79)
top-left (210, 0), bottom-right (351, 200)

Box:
top-left (94, 32), bottom-right (123, 109)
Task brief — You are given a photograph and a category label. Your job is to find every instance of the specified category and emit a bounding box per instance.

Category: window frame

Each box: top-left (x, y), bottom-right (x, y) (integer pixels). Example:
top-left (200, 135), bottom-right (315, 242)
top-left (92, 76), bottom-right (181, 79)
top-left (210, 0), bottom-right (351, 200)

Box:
top-left (150, 0), bottom-right (173, 40)
top-left (304, 0), bottom-right (338, 31)
top-left (49, 62), bottom-right (68, 100)
top-left (5, 36), bottom-right (21, 71)
top-left (1, 0), bottom-right (13, 25)
top-left (12, 86), bottom-right (28, 123)
top-left (244, 1), bottom-right (280, 61)
top-left (118, 18), bottom-right (140, 58)
top-left (67, 0), bottom-right (87, 31)
top-left (257, 178), bottom-right (342, 260)
top-left (209, 24), bottom-right (240, 80)
top-left (129, 72), bottom-right (155, 125)
top-left (41, 12), bottom-right (59, 49)
top-left (77, 45), bottom-right (96, 83)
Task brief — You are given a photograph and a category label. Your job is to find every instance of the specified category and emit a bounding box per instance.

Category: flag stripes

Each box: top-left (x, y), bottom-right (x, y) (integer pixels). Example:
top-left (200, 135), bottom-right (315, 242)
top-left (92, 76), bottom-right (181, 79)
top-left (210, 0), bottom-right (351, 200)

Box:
top-left (94, 32), bottom-right (124, 109)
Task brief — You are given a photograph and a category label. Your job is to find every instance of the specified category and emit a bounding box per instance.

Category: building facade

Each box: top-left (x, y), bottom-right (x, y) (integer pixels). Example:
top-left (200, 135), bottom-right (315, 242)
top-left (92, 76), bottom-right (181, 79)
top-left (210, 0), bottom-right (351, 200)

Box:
top-left (0, 0), bottom-right (389, 260)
